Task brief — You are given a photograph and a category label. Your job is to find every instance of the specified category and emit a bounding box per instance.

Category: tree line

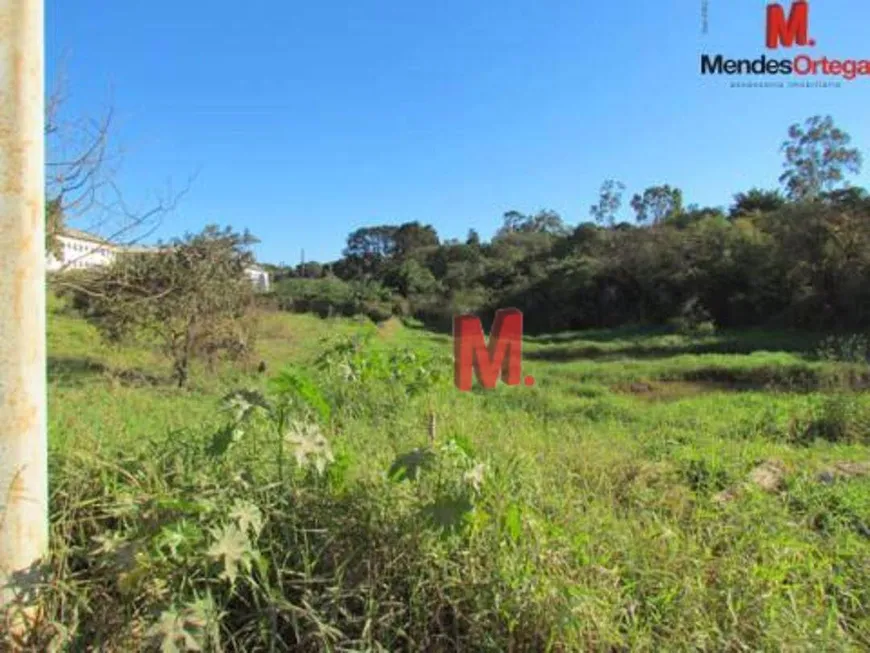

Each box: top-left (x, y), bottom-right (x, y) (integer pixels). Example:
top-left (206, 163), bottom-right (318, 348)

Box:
top-left (58, 114), bottom-right (869, 387)
top-left (269, 115), bottom-right (870, 335)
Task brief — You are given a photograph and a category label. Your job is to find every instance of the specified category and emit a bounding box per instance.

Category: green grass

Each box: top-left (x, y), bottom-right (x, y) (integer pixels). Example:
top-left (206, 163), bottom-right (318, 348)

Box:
top-left (27, 296), bottom-right (870, 651)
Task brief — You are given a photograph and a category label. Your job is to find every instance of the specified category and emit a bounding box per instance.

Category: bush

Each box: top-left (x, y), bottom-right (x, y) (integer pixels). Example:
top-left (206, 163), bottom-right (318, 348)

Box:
top-left (361, 300), bottom-right (393, 323)
top-left (275, 277), bottom-right (401, 322)
top-left (817, 333), bottom-right (870, 364)
top-left (391, 297), bottom-right (411, 317)
top-left (788, 393), bottom-right (870, 446)
top-left (66, 226), bottom-right (259, 387)
top-left (669, 297), bottom-right (717, 336)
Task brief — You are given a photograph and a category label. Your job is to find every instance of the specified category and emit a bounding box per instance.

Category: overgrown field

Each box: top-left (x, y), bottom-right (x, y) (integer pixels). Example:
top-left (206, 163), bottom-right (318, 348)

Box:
top-left (29, 294), bottom-right (870, 651)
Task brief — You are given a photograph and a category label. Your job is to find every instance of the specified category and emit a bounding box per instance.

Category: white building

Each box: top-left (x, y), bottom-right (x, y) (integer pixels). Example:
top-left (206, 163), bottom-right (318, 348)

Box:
top-left (48, 228), bottom-right (270, 291)
top-left (47, 228), bottom-right (118, 272)
top-left (245, 265), bottom-right (271, 292)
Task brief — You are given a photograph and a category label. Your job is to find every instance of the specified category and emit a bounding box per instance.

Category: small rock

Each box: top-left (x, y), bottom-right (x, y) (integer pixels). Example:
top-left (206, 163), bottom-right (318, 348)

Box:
top-left (714, 459), bottom-right (788, 503)
top-left (748, 459), bottom-right (786, 493)
top-left (817, 470), bottom-right (836, 485)
top-left (713, 487), bottom-right (740, 504)
top-left (816, 461), bottom-right (870, 483)
top-left (832, 461), bottom-right (870, 477)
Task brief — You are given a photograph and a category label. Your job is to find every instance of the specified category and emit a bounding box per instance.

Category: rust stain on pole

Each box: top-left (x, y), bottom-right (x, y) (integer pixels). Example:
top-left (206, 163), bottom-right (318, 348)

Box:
top-left (0, 0), bottom-right (49, 638)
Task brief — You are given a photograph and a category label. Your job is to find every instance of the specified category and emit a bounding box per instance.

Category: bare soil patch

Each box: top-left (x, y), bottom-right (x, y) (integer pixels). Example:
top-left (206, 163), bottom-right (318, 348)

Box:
top-left (614, 366), bottom-right (870, 400)
top-left (614, 379), bottom-right (758, 401)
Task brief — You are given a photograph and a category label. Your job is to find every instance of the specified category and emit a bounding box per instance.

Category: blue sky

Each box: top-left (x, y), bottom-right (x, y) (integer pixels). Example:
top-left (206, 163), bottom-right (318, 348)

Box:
top-left (48, 1), bottom-right (870, 265)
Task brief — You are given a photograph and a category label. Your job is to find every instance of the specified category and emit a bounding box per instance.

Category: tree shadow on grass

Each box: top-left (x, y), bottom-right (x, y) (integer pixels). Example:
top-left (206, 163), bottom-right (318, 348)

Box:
top-left (524, 336), bottom-right (821, 363)
top-left (48, 356), bottom-right (165, 388)
top-left (47, 356), bottom-right (108, 384)
top-left (405, 317), bottom-right (822, 358)
top-left (524, 342), bottom-right (739, 362)
top-left (608, 366), bottom-right (870, 395)
top-left (525, 324), bottom-right (671, 344)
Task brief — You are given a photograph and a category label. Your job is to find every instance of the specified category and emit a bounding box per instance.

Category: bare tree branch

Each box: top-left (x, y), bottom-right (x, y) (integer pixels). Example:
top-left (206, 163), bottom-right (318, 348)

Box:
top-left (53, 277), bottom-right (179, 304)
top-left (45, 62), bottom-right (199, 286)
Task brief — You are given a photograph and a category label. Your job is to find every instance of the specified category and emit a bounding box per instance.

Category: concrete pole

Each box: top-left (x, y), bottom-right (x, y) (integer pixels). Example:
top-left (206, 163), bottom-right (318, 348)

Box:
top-left (0, 0), bottom-right (49, 635)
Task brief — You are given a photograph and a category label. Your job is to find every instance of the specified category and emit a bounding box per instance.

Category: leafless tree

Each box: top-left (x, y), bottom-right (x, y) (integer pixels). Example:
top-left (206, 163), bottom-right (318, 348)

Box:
top-left (45, 60), bottom-right (197, 276)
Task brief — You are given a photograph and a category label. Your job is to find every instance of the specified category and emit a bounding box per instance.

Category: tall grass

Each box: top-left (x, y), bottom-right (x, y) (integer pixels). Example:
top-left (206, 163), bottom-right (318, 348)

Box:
top-left (13, 299), bottom-right (870, 650)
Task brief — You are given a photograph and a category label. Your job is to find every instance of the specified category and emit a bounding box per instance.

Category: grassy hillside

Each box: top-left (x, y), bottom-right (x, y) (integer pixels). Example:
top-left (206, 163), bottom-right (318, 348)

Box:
top-left (39, 294), bottom-right (870, 651)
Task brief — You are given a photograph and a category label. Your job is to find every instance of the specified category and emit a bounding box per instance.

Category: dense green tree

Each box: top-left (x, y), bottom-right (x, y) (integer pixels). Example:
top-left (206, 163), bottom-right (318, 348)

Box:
top-left (499, 210), bottom-right (527, 234)
top-left (779, 115), bottom-right (862, 201)
top-left (297, 261), bottom-right (324, 278)
top-left (820, 186), bottom-right (870, 213)
top-left (278, 115), bottom-right (870, 334)
top-left (344, 225), bottom-right (398, 259)
top-left (630, 185), bottom-right (683, 225)
top-left (392, 222), bottom-right (439, 259)
top-left (667, 204), bottom-right (726, 229)
top-left (729, 188), bottom-right (785, 218)
top-left (495, 209), bottom-right (569, 238)
top-left (589, 179), bottom-right (626, 226)
top-left (384, 258), bottom-right (441, 298)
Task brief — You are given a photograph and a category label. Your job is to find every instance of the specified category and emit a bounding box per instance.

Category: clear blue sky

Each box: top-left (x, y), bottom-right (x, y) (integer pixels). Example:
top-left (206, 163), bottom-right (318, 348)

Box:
top-left (47, 1), bottom-right (870, 265)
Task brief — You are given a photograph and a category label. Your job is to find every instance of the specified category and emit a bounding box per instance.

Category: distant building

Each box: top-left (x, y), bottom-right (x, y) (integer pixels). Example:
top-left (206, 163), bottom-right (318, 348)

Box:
top-left (47, 228), bottom-right (270, 291)
top-left (245, 264), bottom-right (271, 292)
top-left (47, 228), bottom-right (118, 272)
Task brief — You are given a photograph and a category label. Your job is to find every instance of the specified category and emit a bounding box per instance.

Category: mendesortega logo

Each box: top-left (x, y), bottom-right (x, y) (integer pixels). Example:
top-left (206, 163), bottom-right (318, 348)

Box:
top-left (701, 2), bottom-right (869, 82)
top-left (701, 54), bottom-right (870, 81)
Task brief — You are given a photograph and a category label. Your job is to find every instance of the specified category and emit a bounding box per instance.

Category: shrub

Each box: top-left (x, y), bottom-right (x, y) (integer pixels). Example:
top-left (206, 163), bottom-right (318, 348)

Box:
top-left (817, 333), bottom-right (870, 364)
top-left (669, 297), bottom-right (717, 336)
top-left (275, 277), bottom-right (401, 322)
top-left (788, 393), bottom-right (870, 445)
top-left (361, 300), bottom-right (393, 323)
top-left (69, 225), bottom-right (259, 387)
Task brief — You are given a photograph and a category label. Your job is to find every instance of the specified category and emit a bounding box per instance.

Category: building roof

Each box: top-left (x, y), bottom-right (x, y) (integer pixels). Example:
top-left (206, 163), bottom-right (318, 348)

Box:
top-left (61, 228), bottom-right (116, 247)
top-left (60, 228), bottom-right (267, 269)
top-left (62, 228), bottom-right (160, 253)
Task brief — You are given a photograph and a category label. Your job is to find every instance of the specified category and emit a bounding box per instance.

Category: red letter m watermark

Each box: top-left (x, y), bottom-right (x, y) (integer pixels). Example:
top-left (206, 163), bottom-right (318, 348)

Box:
top-left (453, 308), bottom-right (526, 392)
top-left (766, 1), bottom-right (810, 49)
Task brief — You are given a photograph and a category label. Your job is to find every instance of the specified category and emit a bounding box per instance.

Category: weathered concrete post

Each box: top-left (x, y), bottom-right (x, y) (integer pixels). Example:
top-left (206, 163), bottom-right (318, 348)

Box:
top-left (0, 0), bottom-right (49, 637)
